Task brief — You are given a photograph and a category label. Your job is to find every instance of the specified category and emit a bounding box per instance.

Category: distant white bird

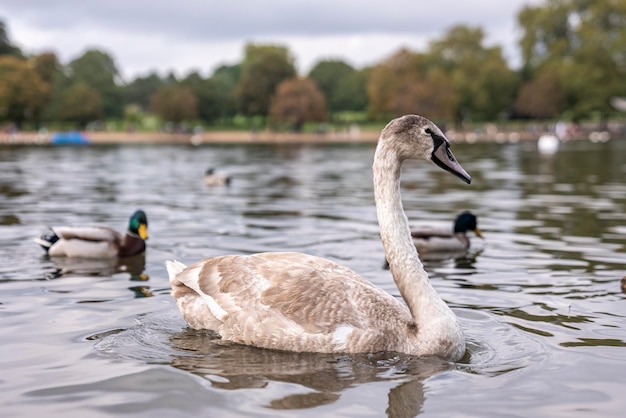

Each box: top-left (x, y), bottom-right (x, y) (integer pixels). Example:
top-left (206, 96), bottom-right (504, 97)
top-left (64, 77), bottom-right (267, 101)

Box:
top-left (204, 168), bottom-right (231, 187)
top-left (167, 114), bottom-right (472, 360)
top-left (538, 134), bottom-right (559, 154)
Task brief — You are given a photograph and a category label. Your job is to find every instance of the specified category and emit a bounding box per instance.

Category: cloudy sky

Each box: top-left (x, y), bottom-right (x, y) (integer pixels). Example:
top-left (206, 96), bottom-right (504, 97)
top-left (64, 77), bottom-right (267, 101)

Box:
top-left (1, 0), bottom-right (541, 81)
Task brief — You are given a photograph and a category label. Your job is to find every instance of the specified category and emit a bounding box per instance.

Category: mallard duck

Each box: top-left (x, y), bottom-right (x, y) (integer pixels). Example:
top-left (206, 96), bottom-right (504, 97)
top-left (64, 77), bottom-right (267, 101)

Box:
top-left (411, 211), bottom-right (482, 253)
top-left (35, 210), bottom-right (148, 259)
top-left (204, 168), bottom-right (231, 187)
top-left (167, 115), bottom-right (471, 360)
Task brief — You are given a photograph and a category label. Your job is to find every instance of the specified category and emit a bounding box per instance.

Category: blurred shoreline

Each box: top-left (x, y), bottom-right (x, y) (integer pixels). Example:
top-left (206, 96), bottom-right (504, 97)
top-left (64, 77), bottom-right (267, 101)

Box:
top-left (0, 124), bottom-right (619, 145)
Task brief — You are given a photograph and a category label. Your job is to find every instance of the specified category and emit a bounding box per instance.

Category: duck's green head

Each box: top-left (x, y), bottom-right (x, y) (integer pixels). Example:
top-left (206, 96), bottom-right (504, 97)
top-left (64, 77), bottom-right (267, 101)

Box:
top-left (129, 210), bottom-right (149, 240)
top-left (454, 211), bottom-right (482, 237)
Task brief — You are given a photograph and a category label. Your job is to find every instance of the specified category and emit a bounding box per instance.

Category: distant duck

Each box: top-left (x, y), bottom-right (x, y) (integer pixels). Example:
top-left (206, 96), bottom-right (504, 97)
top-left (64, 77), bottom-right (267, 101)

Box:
top-left (537, 134), bottom-right (559, 154)
top-left (411, 211), bottom-right (483, 254)
top-left (204, 168), bottom-right (231, 187)
top-left (35, 210), bottom-right (148, 259)
top-left (621, 276), bottom-right (626, 294)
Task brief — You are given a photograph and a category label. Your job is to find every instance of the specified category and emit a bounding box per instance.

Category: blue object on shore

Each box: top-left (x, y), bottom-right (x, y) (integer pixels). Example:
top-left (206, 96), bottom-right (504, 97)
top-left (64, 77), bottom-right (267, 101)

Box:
top-left (51, 131), bottom-right (90, 145)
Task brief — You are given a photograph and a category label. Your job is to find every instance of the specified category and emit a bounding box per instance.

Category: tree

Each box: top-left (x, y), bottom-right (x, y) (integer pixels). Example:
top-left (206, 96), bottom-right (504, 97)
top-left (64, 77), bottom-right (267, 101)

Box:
top-left (123, 72), bottom-right (165, 111)
top-left (426, 25), bottom-right (518, 123)
top-left (32, 52), bottom-right (60, 85)
top-left (515, 69), bottom-right (565, 118)
top-left (367, 49), bottom-right (455, 121)
top-left (308, 60), bottom-right (367, 112)
top-left (29, 52), bottom-right (60, 124)
top-left (65, 49), bottom-right (123, 118)
top-left (388, 68), bottom-right (456, 121)
top-left (332, 68), bottom-right (369, 113)
top-left (210, 63), bottom-right (241, 121)
top-left (269, 77), bottom-right (327, 132)
top-left (149, 85), bottom-right (197, 125)
top-left (0, 20), bottom-right (22, 57)
top-left (58, 82), bottom-right (103, 128)
top-left (517, 0), bottom-right (626, 121)
top-left (0, 55), bottom-right (50, 128)
top-left (235, 44), bottom-right (296, 118)
top-left (180, 71), bottom-right (221, 123)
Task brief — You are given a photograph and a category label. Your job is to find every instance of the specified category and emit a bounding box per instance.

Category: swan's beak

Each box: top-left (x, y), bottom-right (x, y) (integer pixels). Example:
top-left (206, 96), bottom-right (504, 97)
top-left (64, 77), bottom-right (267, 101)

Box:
top-left (431, 138), bottom-right (471, 184)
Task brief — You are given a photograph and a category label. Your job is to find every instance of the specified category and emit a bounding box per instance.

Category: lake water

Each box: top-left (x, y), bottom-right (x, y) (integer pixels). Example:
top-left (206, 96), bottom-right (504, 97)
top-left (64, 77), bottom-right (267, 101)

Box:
top-left (1, 138), bottom-right (625, 417)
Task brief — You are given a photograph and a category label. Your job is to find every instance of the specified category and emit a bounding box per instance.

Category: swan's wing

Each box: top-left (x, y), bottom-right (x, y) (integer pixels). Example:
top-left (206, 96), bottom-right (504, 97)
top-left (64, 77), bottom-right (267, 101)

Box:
top-left (52, 226), bottom-right (122, 243)
top-left (170, 252), bottom-right (412, 353)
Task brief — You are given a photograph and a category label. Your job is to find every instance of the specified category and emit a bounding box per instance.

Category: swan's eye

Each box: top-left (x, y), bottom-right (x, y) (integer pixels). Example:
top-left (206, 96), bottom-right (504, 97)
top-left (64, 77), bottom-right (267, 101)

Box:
top-left (424, 128), bottom-right (433, 135)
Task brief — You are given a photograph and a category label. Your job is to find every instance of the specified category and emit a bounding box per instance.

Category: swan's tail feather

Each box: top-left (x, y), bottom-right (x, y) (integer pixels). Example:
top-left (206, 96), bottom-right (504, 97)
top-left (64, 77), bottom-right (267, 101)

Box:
top-left (166, 260), bottom-right (188, 284)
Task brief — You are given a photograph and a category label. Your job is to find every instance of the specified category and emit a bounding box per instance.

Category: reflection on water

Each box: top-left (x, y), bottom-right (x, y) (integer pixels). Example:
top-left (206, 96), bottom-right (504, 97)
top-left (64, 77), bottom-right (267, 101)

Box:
top-left (45, 254), bottom-right (147, 280)
top-left (1, 139), bottom-right (625, 417)
top-left (168, 333), bottom-right (447, 413)
top-left (89, 310), bottom-right (453, 415)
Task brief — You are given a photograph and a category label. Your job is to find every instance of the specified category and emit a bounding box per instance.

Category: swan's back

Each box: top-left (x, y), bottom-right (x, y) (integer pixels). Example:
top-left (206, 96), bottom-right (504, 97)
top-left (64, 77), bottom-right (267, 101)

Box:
top-left (169, 252), bottom-right (414, 353)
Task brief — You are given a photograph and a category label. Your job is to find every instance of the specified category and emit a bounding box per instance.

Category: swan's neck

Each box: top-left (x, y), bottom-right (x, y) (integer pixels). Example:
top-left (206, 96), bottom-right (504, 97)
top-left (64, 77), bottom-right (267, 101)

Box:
top-left (373, 142), bottom-right (453, 326)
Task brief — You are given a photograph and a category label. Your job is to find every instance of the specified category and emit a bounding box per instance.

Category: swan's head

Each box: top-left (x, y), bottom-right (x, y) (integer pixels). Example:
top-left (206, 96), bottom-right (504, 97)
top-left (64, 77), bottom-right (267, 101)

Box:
top-left (380, 115), bottom-right (471, 184)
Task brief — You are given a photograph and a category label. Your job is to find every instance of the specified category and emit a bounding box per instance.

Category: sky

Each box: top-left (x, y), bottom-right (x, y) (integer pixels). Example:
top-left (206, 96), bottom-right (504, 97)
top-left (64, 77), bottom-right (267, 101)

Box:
top-left (0, 0), bottom-right (542, 82)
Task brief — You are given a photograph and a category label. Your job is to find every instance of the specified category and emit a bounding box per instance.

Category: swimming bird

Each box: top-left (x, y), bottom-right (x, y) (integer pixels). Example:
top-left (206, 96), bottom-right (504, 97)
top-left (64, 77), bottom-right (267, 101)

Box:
top-left (411, 211), bottom-right (483, 254)
top-left (537, 134), bottom-right (559, 154)
top-left (35, 210), bottom-right (148, 259)
top-left (204, 168), bottom-right (231, 187)
top-left (167, 115), bottom-right (471, 360)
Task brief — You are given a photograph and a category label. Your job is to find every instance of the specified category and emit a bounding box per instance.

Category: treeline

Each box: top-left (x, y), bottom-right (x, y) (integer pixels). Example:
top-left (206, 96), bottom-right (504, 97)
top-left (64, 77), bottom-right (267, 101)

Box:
top-left (0, 0), bottom-right (624, 132)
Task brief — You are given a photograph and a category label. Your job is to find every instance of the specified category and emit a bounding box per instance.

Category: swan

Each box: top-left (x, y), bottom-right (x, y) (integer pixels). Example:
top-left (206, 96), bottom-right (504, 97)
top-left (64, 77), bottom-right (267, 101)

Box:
top-left (167, 115), bottom-right (471, 360)
top-left (35, 210), bottom-right (148, 258)
top-left (537, 134), bottom-right (559, 154)
top-left (411, 211), bottom-right (482, 253)
top-left (204, 168), bottom-right (231, 187)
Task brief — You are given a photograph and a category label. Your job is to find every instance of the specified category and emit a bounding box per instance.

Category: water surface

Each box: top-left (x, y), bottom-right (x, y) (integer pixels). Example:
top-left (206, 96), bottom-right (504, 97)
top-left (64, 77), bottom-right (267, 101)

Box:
top-left (1, 139), bottom-right (625, 417)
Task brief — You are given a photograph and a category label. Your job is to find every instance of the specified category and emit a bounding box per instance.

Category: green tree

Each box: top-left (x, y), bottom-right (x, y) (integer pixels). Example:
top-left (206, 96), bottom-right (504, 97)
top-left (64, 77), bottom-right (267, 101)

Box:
top-left (210, 63), bottom-right (241, 121)
top-left (235, 44), bottom-right (296, 118)
top-left (0, 55), bottom-right (50, 128)
top-left (269, 77), bottom-right (327, 132)
top-left (426, 25), bottom-right (518, 124)
top-left (123, 72), bottom-right (165, 111)
top-left (149, 85), bottom-right (197, 125)
top-left (65, 49), bottom-right (123, 118)
top-left (30, 52), bottom-right (60, 124)
top-left (308, 60), bottom-right (367, 112)
top-left (58, 82), bottom-right (103, 128)
top-left (180, 71), bottom-right (222, 123)
top-left (333, 68), bottom-right (369, 113)
top-left (0, 20), bottom-right (22, 57)
top-left (517, 0), bottom-right (626, 121)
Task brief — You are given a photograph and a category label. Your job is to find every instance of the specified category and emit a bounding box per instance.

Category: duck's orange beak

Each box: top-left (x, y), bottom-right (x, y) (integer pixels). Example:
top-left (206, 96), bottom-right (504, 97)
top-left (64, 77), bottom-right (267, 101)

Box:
top-left (138, 223), bottom-right (148, 240)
